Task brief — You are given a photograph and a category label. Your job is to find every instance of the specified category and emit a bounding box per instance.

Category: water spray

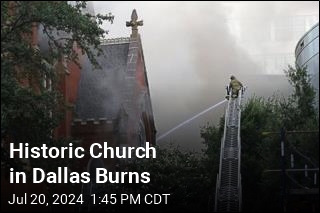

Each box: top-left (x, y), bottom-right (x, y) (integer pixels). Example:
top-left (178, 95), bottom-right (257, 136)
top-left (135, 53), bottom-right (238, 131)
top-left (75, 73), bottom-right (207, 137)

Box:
top-left (157, 99), bottom-right (227, 141)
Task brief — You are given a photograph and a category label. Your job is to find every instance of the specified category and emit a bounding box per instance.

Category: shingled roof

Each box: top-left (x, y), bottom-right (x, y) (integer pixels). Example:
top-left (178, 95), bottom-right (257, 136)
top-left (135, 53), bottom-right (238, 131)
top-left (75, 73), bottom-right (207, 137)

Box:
top-left (74, 39), bottom-right (130, 120)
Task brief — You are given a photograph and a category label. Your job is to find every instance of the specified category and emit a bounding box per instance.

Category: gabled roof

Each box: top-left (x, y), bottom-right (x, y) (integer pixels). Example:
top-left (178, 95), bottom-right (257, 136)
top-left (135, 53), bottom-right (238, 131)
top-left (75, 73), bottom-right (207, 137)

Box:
top-left (75, 39), bottom-right (130, 120)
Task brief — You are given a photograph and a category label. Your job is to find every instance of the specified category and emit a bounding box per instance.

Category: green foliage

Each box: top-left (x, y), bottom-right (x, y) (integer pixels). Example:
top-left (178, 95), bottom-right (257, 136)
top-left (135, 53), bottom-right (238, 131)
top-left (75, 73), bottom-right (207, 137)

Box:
top-left (284, 65), bottom-right (317, 129)
top-left (94, 147), bottom-right (211, 212)
top-left (1, 1), bottom-right (113, 67)
top-left (1, 1), bottom-right (113, 171)
top-left (200, 119), bottom-right (224, 185)
top-left (285, 66), bottom-right (316, 114)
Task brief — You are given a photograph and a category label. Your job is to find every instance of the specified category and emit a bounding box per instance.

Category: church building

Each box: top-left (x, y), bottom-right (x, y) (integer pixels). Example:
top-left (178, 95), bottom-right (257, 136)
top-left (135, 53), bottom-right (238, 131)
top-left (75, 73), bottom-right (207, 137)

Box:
top-left (71, 9), bottom-right (156, 171)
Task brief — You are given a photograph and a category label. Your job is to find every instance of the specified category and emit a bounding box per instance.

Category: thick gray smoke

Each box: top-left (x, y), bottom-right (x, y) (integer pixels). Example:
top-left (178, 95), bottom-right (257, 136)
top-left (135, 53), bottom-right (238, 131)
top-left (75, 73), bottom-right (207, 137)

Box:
top-left (93, 2), bottom-right (319, 150)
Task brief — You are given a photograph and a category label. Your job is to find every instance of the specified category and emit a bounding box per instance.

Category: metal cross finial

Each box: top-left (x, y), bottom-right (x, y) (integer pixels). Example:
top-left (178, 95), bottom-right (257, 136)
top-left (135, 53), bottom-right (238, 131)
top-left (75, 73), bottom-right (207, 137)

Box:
top-left (126, 9), bottom-right (143, 37)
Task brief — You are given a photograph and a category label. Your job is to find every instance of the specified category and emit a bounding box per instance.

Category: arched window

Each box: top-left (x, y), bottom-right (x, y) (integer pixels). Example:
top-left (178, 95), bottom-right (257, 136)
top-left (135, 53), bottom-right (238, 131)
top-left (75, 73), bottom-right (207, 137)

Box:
top-left (138, 119), bottom-right (146, 147)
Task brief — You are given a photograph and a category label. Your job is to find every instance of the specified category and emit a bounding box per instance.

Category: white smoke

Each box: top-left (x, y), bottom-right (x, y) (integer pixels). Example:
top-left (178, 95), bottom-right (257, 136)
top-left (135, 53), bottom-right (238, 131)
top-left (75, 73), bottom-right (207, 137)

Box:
top-left (93, 1), bottom-right (319, 150)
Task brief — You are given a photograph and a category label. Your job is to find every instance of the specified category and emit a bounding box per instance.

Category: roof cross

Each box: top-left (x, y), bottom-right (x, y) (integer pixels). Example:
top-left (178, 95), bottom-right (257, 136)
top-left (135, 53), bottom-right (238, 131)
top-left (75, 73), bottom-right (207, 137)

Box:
top-left (126, 9), bottom-right (143, 37)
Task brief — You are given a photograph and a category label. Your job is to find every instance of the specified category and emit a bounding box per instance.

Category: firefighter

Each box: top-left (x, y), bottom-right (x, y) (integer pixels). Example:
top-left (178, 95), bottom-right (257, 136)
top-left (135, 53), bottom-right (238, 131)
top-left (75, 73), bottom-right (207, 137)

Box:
top-left (229, 75), bottom-right (243, 98)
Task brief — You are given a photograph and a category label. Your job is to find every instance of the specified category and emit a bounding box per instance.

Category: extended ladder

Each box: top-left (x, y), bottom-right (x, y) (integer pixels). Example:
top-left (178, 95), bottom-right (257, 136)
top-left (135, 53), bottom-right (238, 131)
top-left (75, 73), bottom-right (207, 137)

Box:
top-left (215, 89), bottom-right (243, 212)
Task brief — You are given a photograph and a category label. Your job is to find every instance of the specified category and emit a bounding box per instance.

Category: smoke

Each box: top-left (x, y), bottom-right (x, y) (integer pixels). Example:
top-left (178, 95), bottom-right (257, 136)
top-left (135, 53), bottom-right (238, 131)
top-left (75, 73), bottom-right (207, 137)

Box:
top-left (138, 2), bottom-right (260, 143)
top-left (93, 2), bottom-right (319, 150)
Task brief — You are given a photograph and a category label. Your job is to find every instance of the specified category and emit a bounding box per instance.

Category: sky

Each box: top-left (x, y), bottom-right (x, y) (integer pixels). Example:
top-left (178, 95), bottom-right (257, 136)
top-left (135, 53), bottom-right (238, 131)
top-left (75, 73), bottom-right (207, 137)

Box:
top-left (92, 1), bottom-right (319, 151)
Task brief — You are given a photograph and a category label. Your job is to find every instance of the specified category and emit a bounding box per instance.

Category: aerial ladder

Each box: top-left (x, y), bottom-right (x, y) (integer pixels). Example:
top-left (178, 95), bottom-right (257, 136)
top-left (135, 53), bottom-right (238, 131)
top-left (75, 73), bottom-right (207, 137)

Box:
top-left (214, 86), bottom-right (244, 212)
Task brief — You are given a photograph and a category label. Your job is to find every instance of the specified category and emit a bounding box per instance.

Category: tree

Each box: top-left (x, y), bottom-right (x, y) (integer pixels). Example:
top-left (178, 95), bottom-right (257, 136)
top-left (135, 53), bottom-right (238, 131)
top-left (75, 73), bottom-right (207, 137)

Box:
top-left (92, 146), bottom-right (211, 212)
top-left (1, 1), bottom-right (113, 171)
top-left (283, 65), bottom-right (317, 129)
